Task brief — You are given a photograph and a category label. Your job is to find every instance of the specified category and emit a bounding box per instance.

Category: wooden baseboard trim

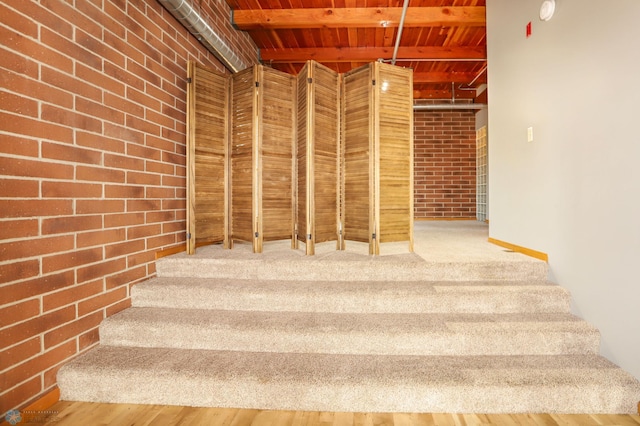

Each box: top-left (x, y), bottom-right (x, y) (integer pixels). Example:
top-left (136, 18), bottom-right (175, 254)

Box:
top-left (0, 388), bottom-right (60, 426)
top-left (155, 244), bottom-right (185, 259)
top-left (488, 238), bottom-right (548, 262)
top-left (415, 217), bottom-right (478, 221)
top-left (25, 387), bottom-right (60, 412)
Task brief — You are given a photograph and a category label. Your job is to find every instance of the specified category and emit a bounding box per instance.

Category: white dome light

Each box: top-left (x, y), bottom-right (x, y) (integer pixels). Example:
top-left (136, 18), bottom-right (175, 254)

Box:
top-left (540, 0), bottom-right (556, 21)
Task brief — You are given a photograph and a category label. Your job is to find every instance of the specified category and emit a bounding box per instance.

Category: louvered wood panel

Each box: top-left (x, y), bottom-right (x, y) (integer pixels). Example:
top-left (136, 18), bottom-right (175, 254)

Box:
top-left (186, 61), bottom-right (229, 255)
top-left (376, 63), bottom-right (414, 250)
top-left (259, 66), bottom-right (296, 243)
top-left (342, 64), bottom-right (374, 246)
top-left (230, 67), bottom-right (255, 245)
top-left (296, 62), bottom-right (309, 249)
top-left (312, 62), bottom-right (340, 245)
top-left (341, 62), bottom-right (414, 255)
top-left (296, 61), bottom-right (340, 255)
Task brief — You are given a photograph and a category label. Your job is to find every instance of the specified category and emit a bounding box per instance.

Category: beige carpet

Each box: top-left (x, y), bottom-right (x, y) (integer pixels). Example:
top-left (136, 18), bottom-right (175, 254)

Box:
top-left (57, 221), bottom-right (640, 413)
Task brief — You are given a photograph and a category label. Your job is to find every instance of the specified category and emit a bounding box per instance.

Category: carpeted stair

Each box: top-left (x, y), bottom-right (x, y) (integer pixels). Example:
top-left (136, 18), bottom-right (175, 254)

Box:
top-left (57, 248), bottom-right (640, 413)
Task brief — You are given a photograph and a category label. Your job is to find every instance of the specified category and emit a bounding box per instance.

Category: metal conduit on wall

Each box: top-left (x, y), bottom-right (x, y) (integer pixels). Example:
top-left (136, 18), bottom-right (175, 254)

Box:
top-left (158, 0), bottom-right (247, 72)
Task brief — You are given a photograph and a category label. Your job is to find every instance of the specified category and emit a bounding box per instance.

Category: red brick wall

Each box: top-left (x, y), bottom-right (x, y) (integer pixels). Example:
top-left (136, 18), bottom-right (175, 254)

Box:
top-left (413, 109), bottom-right (477, 219)
top-left (0, 0), bottom-right (257, 415)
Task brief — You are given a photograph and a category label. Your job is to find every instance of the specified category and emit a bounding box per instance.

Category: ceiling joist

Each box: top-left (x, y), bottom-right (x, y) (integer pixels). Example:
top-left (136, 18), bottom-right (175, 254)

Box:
top-left (232, 7), bottom-right (486, 30)
top-left (413, 72), bottom-right (487, 84)
top-left (259, 46), bottom-right (486, 63)
top-left (413, 88), bottom-right (476, 100)
top-left (227, 1), bottom-right (488, 100)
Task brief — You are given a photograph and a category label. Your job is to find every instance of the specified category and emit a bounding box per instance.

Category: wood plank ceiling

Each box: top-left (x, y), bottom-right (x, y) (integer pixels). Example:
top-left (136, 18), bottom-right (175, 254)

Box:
top-left (226, 0), bottom-right (487, 100)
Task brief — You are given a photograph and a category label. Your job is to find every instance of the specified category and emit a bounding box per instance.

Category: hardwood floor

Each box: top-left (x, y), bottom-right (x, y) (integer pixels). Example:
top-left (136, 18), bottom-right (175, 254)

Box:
top-left (39, 401), bottom-right (640, 425)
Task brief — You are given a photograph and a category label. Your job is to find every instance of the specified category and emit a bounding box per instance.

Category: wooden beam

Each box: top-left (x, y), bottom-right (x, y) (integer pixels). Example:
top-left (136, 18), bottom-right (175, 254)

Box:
top-left (413, 88), bottom-right (476, 100)
top-left (413, 72), bottom-right (487, 84)
top-left (232, 7), bottom-right (485, 30)
top-left (260, 46), bottom-right (486, 62)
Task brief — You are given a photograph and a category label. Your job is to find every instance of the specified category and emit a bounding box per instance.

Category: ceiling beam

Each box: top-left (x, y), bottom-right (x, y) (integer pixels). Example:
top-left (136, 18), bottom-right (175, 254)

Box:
top-left (413, 72), bottom-right (487, 85)
top-left (259, 46), bottom-right (486, 63)
top-left (413, 88), bottom-right (476, 100)
top-left (232, 7), bottom-right (486, 30)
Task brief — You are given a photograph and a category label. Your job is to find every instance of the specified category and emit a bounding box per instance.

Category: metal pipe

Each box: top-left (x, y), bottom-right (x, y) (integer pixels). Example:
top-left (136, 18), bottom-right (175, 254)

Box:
top-left (382, 58), bottom-right (487, 63)
top-left (467, 65), bottom-right (488, 87)
top-left (458, 65), bottom-right (488, 91)
top-left (158, 0), bottom-right (247, 72)
top-left (413, 103), bottom-right (486, 110)
top-left (391, 0), bottom-right (410, 65)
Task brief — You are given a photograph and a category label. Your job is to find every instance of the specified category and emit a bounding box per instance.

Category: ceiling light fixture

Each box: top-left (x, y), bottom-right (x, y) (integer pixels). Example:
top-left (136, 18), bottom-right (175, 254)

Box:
top-left (539, 0), bottom-right (556, 21)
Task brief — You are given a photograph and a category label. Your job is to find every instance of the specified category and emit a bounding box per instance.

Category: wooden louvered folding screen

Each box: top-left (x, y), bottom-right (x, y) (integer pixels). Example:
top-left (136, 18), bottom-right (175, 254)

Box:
top-left (296, 61), bottom-right (341, 255)
top-left (342, 62), bottom-right (414, 255)
top-left (187, 61), bottom-right (412, 256)
top-left (186, 62), bottom-right (229, 254)
top-left (230, 65), bottom-right (296, 253)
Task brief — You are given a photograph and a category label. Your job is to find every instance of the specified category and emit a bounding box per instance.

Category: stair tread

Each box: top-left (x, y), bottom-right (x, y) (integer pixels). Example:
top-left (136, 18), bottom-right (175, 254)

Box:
top-left (133, 277), bottom-right (568, 298)
top-left (156, 255), bottom-right (549, 282)
top-left (105, 307), bottom-right (596, 334)
top-left (58, 346), bottom-right (640, 413)
top-left (136, 276), bottom-right (565, 292)
top-left (132, 277), bottom-right (570, 314)
top-left (100, 307), bottom-right (600, 356)
top-left (61, 345), bottom-right (634, 384)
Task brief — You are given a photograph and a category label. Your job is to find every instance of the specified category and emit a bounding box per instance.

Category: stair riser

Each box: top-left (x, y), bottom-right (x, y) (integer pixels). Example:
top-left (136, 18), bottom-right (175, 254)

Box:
top-left (132, 292), bottom-right (571, 314)
top-left (100, 325), bottom-right (600, 356)
top-left (156, 259), bottom-right (548, 282)
top-left (58, 374), bottom-right (639, 414)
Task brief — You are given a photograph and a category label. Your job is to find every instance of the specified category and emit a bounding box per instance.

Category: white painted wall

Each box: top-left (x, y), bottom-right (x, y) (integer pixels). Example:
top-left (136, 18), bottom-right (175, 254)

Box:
top-left (487, 0), bottom-right (640, 380)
